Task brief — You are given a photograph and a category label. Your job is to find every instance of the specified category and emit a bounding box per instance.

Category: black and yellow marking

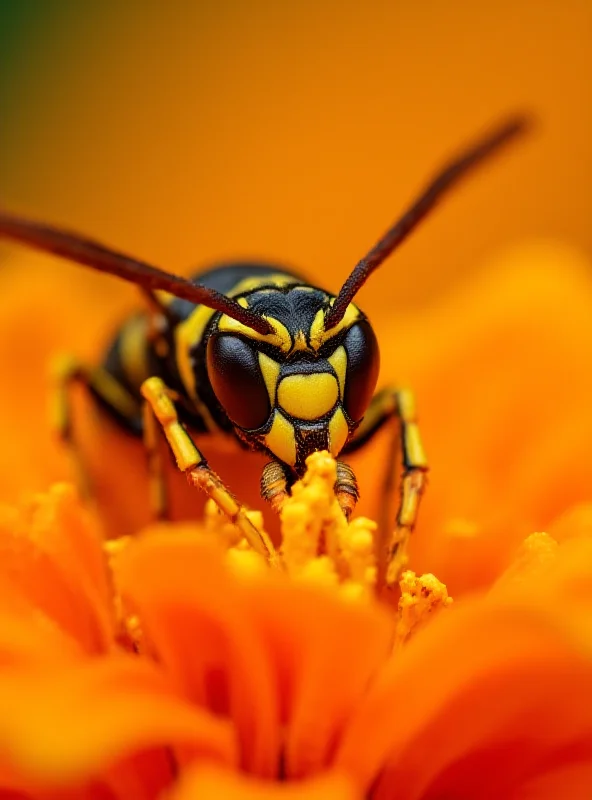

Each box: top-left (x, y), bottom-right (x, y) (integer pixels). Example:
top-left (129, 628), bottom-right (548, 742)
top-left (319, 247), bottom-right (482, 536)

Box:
top-left (260, 460), bottom-right (291, 513)
top-left (328, 407), bottom-right (349, 456)
top-left (277, 373), bottom-right (339, 420)
top-left (310, 302), bottom-right (360, 350)
top-left (51, 264), bottom-right (424, 584)
top-left (1, 116), bottom-right (530, 589)
top-left (345, 386), bottom-right (428, 586)
top-left (142, 396), bottom-right (168, 520)
top-left (141, 376), bottom-right (279, 567)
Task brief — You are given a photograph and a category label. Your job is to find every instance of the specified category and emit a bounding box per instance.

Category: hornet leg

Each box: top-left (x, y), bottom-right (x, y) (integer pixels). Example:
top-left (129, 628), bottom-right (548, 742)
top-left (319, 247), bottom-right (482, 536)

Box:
top-left (344, 386), bottom-right (428, 588)
top-left (141, 376), bottom-right (280, 569)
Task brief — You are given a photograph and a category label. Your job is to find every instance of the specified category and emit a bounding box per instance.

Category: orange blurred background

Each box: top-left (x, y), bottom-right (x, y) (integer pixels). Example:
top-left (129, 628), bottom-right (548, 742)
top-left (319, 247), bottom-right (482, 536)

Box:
top-left (2, 1), bottom-right (591, 309)
top-left (1, 1), bottom-right (591, 586)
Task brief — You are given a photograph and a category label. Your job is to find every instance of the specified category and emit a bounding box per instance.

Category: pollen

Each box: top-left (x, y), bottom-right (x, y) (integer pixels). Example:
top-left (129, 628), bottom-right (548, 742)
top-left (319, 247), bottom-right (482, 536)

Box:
top-left (494, 531), bottom-right (559, 590)
top-left (202, 450), bottom-right (446, 604)
top-left (393, 570), bottom-right (453, 651)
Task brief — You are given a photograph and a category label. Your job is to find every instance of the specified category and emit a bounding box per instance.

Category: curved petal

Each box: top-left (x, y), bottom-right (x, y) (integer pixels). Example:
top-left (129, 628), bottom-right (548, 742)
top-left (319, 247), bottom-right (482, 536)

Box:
top-left (509, 760), bottom-right (592, 800)
top-left (0, 654), bottom-right (236, 794)
top-left (240, 579), bottom-right (393, 779)
top-left (0, 609), bottom-right (83, 668)
top-left (115, 534), bottom-right (394, 780)
top-left (0, 253), bottom-right (134, 506)
top-left (114, 533), bottom-right (280, 778)
top-left (0, 485), bottom-right (115, 653)
top-left (548, 503), bottom-right (592, 543)
top-left (353, 246), bottom-right (592, 596)
top-left (336, 538), bottom-right (592, 799)
top-left (168, 764), bottom-right (360, 800)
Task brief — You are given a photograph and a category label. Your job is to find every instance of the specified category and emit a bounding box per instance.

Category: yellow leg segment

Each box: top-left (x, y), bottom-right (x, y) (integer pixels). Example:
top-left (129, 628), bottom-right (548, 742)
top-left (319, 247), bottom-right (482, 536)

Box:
top-left (345, 386), bottom-right (428, 588)
top-left (141, 377), bottom-right (280, 569)
top-left (385, 388), bottom-right (428, 587)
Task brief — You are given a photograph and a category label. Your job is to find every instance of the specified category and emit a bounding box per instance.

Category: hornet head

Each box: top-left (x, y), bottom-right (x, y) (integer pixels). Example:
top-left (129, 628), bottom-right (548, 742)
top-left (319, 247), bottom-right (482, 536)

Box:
top-left (206, 283), bottom-right (379, 474)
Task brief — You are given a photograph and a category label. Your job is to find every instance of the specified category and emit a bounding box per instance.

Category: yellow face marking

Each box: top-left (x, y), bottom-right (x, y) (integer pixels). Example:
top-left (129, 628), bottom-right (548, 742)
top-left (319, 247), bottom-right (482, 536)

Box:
top-left (258, 352), bottom-right (281, 405)
top-left (265, 411), bottom-right (296, 466)
top-left (292, 330), bottom-right (309, 352)
top-left (119, 316), bottom-right (151, 390)
top-left (175, 305), bottom-right (219, 430)
top-left (327, 346), bottom-right (347, 396)
top-left (309, 309), bottom-right (325, 350)
top-left (277, 373), bottom-right (338, 420)
top-left (309, 302), bottom-right (361, 351)
top-left (218, 273), bottom-right (303, 353)
top-left (170, 271), bottom-right (300, 425)
top-left (329, 407), bottom-right (349, 456)
top-left (218, 312), bottom-right (292, 353)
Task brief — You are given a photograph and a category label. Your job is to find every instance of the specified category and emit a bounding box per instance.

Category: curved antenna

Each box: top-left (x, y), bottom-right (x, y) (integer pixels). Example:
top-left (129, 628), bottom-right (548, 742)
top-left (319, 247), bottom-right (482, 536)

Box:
top-left (325, 114), bottom-right (532, 330)
top-left (0, 212), bottom-right (273, 335)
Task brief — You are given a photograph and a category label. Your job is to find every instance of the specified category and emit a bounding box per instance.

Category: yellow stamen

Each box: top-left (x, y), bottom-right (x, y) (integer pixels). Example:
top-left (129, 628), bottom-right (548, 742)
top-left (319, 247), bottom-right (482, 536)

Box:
top-left (393, 570), bottom-right (452, 651)
top-left (280, 451), bottom-right (347, 584)
top-left (494, 531), bottom-right (559, 589)
top-left (338, 517), bottom-right (377, 598)
top-left (226, 547), bottom-right (267, 577)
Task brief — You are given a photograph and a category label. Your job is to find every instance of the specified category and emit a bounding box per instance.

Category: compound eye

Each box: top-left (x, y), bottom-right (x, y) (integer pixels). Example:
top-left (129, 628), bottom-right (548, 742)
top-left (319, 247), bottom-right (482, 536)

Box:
top-left (206, 334), bottom-right (271, 429)
top-left (342, 320), bottom-right (380, 422)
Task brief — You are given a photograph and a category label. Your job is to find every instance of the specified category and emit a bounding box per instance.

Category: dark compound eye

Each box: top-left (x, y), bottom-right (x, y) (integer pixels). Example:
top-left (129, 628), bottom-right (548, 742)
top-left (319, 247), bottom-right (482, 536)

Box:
top-left (206, 334), bottom-right (271, 429)
top-left (342, 320), bottom-right (380, 422)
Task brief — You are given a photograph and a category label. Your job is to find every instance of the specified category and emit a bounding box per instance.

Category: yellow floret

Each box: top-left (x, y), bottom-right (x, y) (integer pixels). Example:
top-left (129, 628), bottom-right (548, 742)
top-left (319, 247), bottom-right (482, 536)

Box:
top-left (394, 570), bottom-right (453, 650)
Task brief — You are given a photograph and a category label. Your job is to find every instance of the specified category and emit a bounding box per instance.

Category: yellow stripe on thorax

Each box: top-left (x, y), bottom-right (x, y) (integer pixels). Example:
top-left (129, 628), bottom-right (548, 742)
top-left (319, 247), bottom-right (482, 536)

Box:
top-left (153, 289), bottom-right (176, 307)
top-left (119, 316), bottom-right (152, 390)
top-left (227, 272), bottom-right (300, 297)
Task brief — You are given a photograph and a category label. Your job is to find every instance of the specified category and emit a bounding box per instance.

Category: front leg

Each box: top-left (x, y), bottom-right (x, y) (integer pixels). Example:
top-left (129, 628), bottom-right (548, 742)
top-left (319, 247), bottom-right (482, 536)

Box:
top-left (141, 377), bottom-right (280, 569)
top-left (260, 458), bottom-right (359, 520)
top-left (344, 386), bottom-right (429, 587)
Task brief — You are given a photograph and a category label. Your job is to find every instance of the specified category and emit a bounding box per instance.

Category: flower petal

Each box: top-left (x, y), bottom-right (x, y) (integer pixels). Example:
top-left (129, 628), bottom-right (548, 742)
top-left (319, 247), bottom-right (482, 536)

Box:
top-left (354, 245), bottom-right (592, 596)
top-left (239, 578), bottom-right (393, 779)
top-left (168, 764), bottom-right (360, 800)
top-left (0, 485), bottom-right (115, 653)
top-left (115, 533), bottom-right (394, 780)
top-left (0, 654), bottom-right (236, 794)
top-left (114, 532), bottom-right (280, 778)
top-left (0, 609), bottom-right (83, 668)
top-left (548, 503), bottom-right (592, 543)
top-left (336, 537), bottom-right (592, 799)
top-left (509, 760), bottom-right (592, 800)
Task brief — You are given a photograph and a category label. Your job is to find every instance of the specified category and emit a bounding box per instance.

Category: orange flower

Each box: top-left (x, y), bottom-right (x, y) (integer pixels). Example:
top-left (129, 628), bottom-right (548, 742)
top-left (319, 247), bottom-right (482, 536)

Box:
top-left (0, 471), bottom-right (590, 798)
top-left (0, 240), bottom-right (591, 798)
